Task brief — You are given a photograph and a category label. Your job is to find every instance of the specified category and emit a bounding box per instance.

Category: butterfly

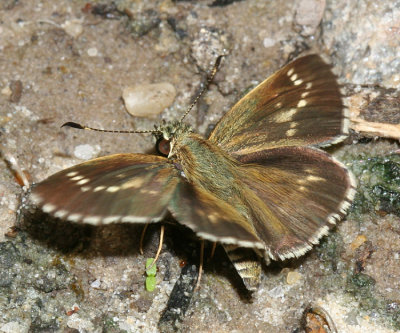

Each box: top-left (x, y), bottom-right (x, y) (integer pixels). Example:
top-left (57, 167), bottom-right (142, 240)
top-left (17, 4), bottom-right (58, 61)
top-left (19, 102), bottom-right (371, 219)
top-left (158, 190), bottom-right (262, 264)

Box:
top-left (30, 54), bottom-right (356, 291)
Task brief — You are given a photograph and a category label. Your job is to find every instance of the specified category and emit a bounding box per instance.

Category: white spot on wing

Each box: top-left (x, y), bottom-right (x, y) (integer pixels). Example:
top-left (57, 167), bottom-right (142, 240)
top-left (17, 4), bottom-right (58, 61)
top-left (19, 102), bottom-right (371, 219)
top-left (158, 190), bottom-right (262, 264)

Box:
top-left (68, 213), bottom-right (82, 222)
top-left (103, 216), bottom-right (121, 224)
top-left (196, 232), bottom-right (264, 250)
top-left (77, 178), bottom-right (90, 185)
top-left (274, 108), bottom-right (297, 123)
top-left (67, 171), bottom-right (78, 177)
top-left (294, 79), bottom-right (303, 85)
top-left (121, 177), bottom-right (146, 190)
top-left (30, 193), bottom-right (43, 204)
top-left (106, 186), bottom-right (120, 193)
top-left (54, 210), bottom-right (68, 218)
top-left (121, 216), bottom-right (151, 223)
top-left (286, 128), bottom-right (297, 137)
top-left (306, 175), bottom-right (325, 182)
top-left (71, 175), bottom-right (84, 181)
top-left (43, 203), bottom-right (56, 213)
top-left (83, 216), bottom-right (101, 224)
top-left (287, 68), bottom-right (294, 76)
top-left (297, 100), bottom-right (307, 107)
top-left (94, 186), bottom-right (106, 192)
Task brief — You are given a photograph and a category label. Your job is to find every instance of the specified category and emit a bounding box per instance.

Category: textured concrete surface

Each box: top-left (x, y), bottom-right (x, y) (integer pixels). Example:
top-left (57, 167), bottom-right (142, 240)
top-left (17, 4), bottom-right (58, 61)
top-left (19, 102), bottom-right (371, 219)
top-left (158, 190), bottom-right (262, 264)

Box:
top-left (1, 0), bottom-right (400, 332)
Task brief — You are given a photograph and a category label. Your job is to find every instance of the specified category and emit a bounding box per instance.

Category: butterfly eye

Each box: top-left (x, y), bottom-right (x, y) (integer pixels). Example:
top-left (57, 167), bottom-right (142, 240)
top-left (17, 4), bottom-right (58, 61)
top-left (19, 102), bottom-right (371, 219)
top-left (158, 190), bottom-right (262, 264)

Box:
top-left (156, 138), bottom-right (171, 156)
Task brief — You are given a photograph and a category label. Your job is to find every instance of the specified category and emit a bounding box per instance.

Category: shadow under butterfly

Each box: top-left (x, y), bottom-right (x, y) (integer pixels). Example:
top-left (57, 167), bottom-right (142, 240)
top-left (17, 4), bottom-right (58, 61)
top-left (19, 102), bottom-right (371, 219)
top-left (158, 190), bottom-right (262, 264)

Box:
top-left (30, 54), bottom-right (356, 292)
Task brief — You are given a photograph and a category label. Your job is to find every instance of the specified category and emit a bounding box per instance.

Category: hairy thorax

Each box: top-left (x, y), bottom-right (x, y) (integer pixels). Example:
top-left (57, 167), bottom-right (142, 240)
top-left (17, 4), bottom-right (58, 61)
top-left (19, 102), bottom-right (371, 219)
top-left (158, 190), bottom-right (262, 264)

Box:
top-left (170, 131), bottom-right (242, 202)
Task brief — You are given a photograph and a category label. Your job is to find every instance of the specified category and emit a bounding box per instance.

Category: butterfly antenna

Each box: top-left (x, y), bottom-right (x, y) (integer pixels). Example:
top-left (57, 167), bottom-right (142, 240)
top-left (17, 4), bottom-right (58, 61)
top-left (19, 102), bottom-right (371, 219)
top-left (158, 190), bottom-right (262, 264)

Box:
top-left (61, 122), bottom-right (158, 134)
top-left (180, 54), bottom-right (225, 122)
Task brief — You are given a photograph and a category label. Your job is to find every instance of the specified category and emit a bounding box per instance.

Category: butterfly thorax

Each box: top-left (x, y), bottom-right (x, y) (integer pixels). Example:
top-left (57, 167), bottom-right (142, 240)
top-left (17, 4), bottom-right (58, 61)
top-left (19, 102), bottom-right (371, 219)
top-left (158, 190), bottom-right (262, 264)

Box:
top-left (167, 125), bottom-right (241, 202)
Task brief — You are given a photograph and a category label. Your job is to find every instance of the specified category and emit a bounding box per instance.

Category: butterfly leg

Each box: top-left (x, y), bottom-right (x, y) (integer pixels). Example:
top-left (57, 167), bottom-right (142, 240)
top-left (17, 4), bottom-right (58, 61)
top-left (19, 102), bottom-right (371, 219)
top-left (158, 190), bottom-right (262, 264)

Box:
top-left (153, 225), bottom-right (165, 264)
top-left (139, 224), bottom-right (149, 255)
top-left (145, 225), bottom-right (165, 272)
top-left (210, 242), bottom-right (217, 260)
top-left (194, 240), bottom-right (205, 291)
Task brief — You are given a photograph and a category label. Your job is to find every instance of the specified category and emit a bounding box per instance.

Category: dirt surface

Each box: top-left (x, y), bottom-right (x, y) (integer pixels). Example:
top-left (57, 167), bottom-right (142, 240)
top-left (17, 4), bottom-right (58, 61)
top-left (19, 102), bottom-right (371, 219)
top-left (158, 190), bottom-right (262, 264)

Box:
top-left (1, 0), bottom-right (400, 332)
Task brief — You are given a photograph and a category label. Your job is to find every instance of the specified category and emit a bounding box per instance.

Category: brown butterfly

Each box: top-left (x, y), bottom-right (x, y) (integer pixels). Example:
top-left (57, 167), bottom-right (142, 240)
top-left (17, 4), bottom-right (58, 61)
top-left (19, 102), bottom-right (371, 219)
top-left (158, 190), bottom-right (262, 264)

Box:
top-left (30, 54), bottom-right (356, 290)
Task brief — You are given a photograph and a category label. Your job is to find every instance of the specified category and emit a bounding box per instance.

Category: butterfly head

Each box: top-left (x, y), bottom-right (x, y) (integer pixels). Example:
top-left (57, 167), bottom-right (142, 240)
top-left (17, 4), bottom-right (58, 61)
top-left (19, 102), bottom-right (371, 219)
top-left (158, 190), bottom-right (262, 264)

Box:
top-left (153, 121), bottom-right (193, 157)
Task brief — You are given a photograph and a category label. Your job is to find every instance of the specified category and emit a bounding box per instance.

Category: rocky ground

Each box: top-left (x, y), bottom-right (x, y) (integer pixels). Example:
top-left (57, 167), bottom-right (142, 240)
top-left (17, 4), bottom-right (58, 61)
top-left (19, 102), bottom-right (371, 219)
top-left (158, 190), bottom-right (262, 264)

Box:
top-left (1, 0), bottom-right (400, 332)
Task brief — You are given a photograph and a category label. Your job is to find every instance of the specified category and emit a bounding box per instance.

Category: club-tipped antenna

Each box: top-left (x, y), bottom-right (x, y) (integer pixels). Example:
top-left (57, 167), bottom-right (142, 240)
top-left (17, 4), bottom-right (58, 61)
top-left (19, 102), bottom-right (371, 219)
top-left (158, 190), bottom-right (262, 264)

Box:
top-left (61, 122), bottom-right (158, 134)
top-left (180, 54), bottom-right (225, 122)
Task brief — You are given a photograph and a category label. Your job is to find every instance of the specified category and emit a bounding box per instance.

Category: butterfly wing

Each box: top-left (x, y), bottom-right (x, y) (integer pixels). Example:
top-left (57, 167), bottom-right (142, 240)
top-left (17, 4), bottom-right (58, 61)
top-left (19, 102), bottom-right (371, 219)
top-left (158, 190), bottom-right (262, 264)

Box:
top-left (237, 146), bottom-right (356, 261)
top-left (31, 153), bottom-right (264, 248)
top-left (208, 55), bottom-right (348, 156)
top-left (31, 154), bottom-right (180, 225)
top-left (168, 181), bottom-right (264, 248)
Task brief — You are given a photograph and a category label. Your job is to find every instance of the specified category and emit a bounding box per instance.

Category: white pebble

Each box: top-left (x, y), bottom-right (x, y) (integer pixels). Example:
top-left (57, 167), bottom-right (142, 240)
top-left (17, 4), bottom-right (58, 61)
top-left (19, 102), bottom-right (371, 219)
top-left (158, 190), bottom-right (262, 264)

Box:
top-left (87, 47), bottom-right (98, 57)
top-left (90, 279), bottom-right (101, 289)
top-left (286, 271), bottom-right (302, 285)
top-left (1, 85), bottom-right (12, 97)
top-left (61, 19), bottom-right (84, 38)
top-left (122, 82), bottom-right (176, 118)
top-left (263, 37), bottom-right (276, 48)
top-left (74, 144), bottom-right (96, 160)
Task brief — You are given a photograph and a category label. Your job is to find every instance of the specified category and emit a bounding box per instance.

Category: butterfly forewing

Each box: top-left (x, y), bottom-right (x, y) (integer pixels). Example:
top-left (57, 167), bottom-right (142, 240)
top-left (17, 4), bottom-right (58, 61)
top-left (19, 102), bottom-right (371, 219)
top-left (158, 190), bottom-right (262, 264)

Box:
top-left (209, 55), bottom-right (348, 155)
top-left (31, 154), bottom-right (180, 225)
top-left (237, 146), bottom-right (356, 260)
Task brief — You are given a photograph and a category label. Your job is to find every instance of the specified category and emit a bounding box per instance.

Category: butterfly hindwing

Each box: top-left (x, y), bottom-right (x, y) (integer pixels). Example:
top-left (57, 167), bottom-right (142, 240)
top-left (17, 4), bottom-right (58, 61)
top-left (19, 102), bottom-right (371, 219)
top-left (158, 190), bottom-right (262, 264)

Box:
top-left (237, 146), bottom-right (356, 260)
top-left (209, 55), bottom-right (348, 155)
top-left (31, 154), bottom-right (180, 225)
top-left (168, 181), bottom-right (264, 248)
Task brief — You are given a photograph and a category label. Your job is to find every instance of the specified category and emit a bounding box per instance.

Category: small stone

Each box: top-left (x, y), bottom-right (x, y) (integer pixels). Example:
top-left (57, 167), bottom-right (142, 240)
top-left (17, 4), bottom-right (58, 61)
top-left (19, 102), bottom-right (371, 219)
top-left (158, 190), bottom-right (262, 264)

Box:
top-left (0, 321), bottom-right (28, 333)
top-left (87, 47), bottom-right (98, 57)
top-left (73, 144), bottom-right (97, 160)
top-left (286, 271), bottom-right (302, 285)
top-left (61, 19), bottom-right (84, 38)
top-left (1, 85), bottom-right (12, 97)
top-left (263, 37), bottom-right (276, 48)
top-left (122, 83), bottom-right (176, 118)
top-left (295, 0), bottom-right (326, 36)
top-left (350, 234), bottom-right (367, 251)
top-left (90, 279), bottom-right (101, 289)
